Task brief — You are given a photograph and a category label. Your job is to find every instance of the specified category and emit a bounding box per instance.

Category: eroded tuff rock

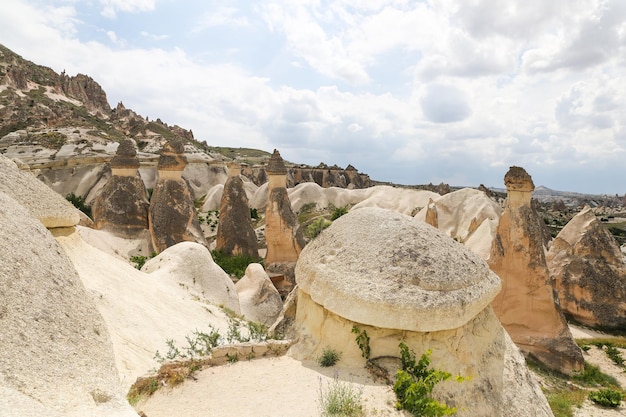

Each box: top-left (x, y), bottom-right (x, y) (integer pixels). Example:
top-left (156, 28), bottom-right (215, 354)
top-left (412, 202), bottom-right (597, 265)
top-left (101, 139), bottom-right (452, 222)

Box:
top-left (215, 163), bottom-right (259, 257)
top-left (489, 166), bottom-right (583, 374)
top-left (149, 138), bottom-right (207, 252)
top-left (236, 263), bottom-right (283, 325)
top-left (415, 188), bottom-right (502, 260)
top-left (547, 205), bottom-right (626, 330)
top-left (291, 207), bottom-right (553, 417)
top-left (142, 241), bottom-right (240, 314)
top-left (264, 150), bottom-right (306, 282)
top-left (0, 192), bottom-right (135, 417)
top-left (92, 139), bottom-right (149, 238)
top-left (0, 154), bottom-right (80, 228)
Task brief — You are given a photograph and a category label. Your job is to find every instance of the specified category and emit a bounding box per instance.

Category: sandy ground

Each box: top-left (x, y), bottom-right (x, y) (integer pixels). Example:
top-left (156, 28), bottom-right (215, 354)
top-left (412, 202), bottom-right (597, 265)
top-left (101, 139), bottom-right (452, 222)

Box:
top-left (569, 325), bottom-right (625, 417)
top-left (134, 356), bottom-right (403, 417)
top-left (133, 325), bottom-right (626, 417)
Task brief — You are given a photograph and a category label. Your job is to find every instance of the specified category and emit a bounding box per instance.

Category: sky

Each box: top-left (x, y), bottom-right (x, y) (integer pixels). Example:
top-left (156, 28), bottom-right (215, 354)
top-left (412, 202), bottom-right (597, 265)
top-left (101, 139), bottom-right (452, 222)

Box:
top-left (1, 0), bottom-right (626, 194)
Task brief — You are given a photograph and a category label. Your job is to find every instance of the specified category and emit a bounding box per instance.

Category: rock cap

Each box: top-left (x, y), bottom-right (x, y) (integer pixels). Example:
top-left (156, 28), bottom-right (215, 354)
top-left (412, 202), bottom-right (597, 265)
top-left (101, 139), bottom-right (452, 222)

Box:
top-left (157, 138), bottom-right (187, 171)
top-left (296, 207), bottom-right (502, 332)
top-left (504, 166), bottom-right (534, 192)
top-left (266, 149), bottom-right (287, 175)
top-left (110, 138), bottom-right (139, 169)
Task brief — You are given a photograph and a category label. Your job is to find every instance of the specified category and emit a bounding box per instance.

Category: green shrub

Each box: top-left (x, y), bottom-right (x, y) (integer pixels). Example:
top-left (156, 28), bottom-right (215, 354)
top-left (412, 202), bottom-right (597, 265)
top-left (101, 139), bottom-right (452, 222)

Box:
top-left (331, 206), bottom-right (349, 220)
top-left (318, 347), bottom-right (342, 367)
top-left (393, 343), bottom-right (458, 417)
top-left (351, 326), bottom-right (370, 360)
top-left (306, 217), bottom-right (332, 239)
top-left (65, 192), bottom-right (92, 219)
top-left (573, 362), bottom-right (620, 388)
top-left (588, 388), bottom-right (623, 408)
top-left (318, 371), bottom-right (364, 417)
top-left (211, 249), bottom-right (261, 278)
top-left (605, 345), bottom-right (624, 366)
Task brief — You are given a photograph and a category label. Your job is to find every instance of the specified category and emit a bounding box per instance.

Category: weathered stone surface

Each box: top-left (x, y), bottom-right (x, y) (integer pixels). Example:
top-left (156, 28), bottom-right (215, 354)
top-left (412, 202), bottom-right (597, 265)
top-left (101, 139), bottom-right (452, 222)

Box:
top-left (236, 263), bottom-right (283, 325)
top-left (142, 241), bottom-right (241, 314)
top-left (268, 286), bottom-right (298, 340)
top-left (0, 191), bottom-right (135, 417)
top-left (157, 138), bottom-right (187, 175)
top-left (415, 188), bottom-right (502, 260)
top-left (109, 138), bottom-right (140, 172)
top-left (297, 207), bottom-right (501, 332)
top-left (0, 154), bottom-right (80, 228)
top-left (149, 177), bottom-right (207, 253)
top-left (489, 166), bottom-right (583, 374)
top-left (291, 206), bottom-right (552, 417)
top-left (547, 205), bottom-right (626, 330)
top-left (215, 175), bottom-right (259, 257)
top-left (92, 175), bottom-right (149, 238)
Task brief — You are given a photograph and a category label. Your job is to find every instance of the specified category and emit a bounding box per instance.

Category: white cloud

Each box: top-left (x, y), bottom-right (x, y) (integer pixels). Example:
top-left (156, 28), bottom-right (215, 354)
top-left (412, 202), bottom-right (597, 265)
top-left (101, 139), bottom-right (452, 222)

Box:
top-left (99, 0), bottom-right (156, 18)
top-left (192, 6), bottom-right (250, 32)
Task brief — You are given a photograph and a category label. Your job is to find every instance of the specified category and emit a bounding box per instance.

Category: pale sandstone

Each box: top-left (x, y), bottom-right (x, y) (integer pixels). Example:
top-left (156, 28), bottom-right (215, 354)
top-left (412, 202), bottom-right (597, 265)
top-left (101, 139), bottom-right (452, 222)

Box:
top-left (0, 154), bottom-right (80, 228)
top-left (236, 263), bottom-right (283, 325)
top-left (142, 241), bottom-right (241, 314)
top-left (291, 206), bottom-right (552, 417)
top-left (489, 166), bottom-right (583, 374)
top-left (0, 192), bottom-right (135, 417)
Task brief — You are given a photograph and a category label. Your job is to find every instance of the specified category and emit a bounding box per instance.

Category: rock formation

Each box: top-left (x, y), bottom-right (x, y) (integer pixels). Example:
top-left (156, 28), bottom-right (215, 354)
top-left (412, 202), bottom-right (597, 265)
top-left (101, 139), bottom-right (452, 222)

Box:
top-left (547, 205), bottom-right (626, 330)
top-left (236, 263), bottom-right (283, 325)
top-left (92, 138), bottom-right (150, 238)
top-left (264, 149), bottom-right (306, 283)
top-left (0, 156), bottom-right (135, 416)
top-left (415, 188), bottom-right (502, 260)
top-left (149, 138), bottom-right (208, 253)
top-left (0, 155), bottom-right (81, 227)
top-left (215, 162), bottom-right (259, 257)
top-left (291, 207), bottom-right (553, 417)
top-left (142, 241), bottom-right (241, 314)
top-left (489, 166), bottom-right (583, 374)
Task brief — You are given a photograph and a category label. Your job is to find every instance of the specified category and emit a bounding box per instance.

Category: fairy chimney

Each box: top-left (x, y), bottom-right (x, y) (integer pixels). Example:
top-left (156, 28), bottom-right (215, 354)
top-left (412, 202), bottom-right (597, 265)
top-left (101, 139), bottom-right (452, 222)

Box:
top-left (264, 149), bottom-right (305, 282)
top-left (489, 166), bottom-right (583, 374)
top-left (215, 162), bottom-right (259, 257)
top-left (92, 139), bottom-right (149, 238)
top-left (149, 138), bottom-right (208, 253)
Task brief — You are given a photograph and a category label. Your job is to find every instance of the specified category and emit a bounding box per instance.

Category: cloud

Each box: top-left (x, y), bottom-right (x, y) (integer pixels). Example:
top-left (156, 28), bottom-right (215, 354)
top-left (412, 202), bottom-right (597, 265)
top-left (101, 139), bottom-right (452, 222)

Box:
top-left (192, 6), bottom-right (250, 33)
top-left (140, 31), bottom-right (168, 41)
top-left (420, 84), bottom-right (471, 123)
top-left (99, 0), bottom-right (156, 18)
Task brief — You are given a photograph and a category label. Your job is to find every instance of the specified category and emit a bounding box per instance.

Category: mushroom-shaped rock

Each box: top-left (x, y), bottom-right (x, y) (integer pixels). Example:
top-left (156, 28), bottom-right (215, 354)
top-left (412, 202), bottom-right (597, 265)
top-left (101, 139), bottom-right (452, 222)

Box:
top-left (110, 138), bottom-right (140, 172)
top-left (296, 207), bottom-right (501, 332)
top-left (236, 263), bottom-right (283, 325)
top-left (291, 207), bottom-right (552, 417)
top-left (142, 242), bottom-right (240, 314)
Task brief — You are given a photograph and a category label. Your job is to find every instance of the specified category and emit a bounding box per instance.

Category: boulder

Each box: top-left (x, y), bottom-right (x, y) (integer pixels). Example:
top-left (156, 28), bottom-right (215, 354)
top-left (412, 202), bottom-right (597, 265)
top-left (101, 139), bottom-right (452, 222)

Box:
top-left (215, 171), bottom-right (259, 257)
top-left (0, 191), bottom-right (135, 417)
top-left (547, 205), bottom-right (626, 330)
top-left (0, 154), bottom-right (80, 228)
top-left (236, 263), bottom-right (283, 325)
top-left (142, 241), bottom-right (240, 314)
top-left (291, 206), bottom-right (553, 417)
top-left (489, 166), bottom-right (583, 374)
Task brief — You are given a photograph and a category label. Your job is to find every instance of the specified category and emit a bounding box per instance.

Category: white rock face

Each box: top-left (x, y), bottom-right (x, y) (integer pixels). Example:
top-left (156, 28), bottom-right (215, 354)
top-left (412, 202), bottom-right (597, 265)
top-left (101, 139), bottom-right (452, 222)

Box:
top-left (415, 188), bottom-right (502, 260)
top-left (0, 154), bottom-right (80, 228)
top-left (142, 241), bottom-right (241, 314)
top-left (54, 230), bottom-right (237, 389)
top-left (236, 263), bottom-right (283, 325)
top-left (0, 192), bottom-right (135, 417)
top-left (296, 207), bottom-right (501, 332)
